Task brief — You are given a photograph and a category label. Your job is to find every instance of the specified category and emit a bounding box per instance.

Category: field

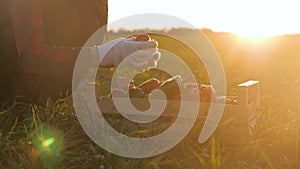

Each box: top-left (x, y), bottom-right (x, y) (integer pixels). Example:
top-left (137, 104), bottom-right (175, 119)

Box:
top-left (1, 28), bottom-right (300, 169)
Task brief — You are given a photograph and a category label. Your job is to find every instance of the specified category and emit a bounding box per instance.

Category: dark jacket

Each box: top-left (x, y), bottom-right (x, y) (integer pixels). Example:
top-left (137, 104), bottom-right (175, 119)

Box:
top-left (0, 0), bottom-right (108, 100)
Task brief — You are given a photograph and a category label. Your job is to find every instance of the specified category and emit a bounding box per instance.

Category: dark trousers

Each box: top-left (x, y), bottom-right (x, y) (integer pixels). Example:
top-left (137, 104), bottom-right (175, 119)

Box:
top-left (0, 71), bottom-right (72, 102)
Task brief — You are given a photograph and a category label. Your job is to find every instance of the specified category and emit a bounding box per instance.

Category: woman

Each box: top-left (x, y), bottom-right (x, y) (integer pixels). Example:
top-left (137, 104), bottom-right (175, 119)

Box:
top-left (1, 0), bottom-right (159, 100)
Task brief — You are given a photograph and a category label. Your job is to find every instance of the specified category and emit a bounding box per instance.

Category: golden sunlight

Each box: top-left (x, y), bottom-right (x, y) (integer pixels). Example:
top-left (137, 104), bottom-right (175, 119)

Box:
top-left (234, 31), bottom-right (273, 43)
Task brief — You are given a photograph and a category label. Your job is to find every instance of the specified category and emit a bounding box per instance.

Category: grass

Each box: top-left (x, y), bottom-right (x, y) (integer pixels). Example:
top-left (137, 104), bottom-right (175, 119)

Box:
top-left (1, 82), bottom-right (299, 169)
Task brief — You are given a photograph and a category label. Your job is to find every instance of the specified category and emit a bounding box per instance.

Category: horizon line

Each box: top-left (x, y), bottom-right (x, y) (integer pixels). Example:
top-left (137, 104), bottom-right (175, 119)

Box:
top-left (107, 27), bottom-right (300, 38)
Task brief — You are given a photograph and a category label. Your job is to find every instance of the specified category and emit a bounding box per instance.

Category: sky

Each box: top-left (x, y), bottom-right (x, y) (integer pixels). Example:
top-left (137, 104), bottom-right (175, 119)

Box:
top-left (108, 0), bottom-right (300, 39)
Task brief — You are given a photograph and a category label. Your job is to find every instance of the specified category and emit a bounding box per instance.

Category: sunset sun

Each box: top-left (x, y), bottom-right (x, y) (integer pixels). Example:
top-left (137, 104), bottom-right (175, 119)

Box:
top-left (234, 31), bottom-right (273, 42)
top-left (230, 24), bottom-right (289, 42)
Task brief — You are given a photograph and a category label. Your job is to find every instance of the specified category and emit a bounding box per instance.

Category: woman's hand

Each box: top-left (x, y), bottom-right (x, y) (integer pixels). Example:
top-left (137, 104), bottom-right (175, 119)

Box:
top-left (98, 35), bottom-right (161, 71)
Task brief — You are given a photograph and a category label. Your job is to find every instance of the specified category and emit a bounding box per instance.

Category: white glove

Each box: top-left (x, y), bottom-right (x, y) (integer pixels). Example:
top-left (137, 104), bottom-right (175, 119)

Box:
top-left (97, 38), bottom-right (161, 71)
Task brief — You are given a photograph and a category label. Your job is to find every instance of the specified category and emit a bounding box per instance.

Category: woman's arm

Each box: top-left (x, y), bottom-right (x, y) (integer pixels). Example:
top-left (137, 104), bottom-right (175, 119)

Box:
top-left (10, 0), bottom-right (90, 75)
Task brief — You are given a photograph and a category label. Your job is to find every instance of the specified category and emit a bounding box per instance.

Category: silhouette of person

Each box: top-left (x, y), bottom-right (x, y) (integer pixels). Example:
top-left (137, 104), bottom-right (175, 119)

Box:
top-left (0, 0), bottom-right (160, 100)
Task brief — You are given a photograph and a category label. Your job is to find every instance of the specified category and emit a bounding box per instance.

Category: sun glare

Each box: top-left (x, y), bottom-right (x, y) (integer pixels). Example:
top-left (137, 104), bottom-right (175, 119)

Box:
top-left (235, 32), bottom-right (272, 43)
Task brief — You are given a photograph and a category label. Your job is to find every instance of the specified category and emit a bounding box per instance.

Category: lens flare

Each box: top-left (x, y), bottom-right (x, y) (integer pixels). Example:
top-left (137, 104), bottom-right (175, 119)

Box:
top-left (41, 137), bottom-right (55, 149)
top-left (30, 125), bottom-right (64, 167)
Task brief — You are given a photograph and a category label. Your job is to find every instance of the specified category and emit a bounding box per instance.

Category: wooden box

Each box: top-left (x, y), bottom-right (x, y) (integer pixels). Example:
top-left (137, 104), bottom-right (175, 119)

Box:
top-left (98, 80), bottom-right (260, 145)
